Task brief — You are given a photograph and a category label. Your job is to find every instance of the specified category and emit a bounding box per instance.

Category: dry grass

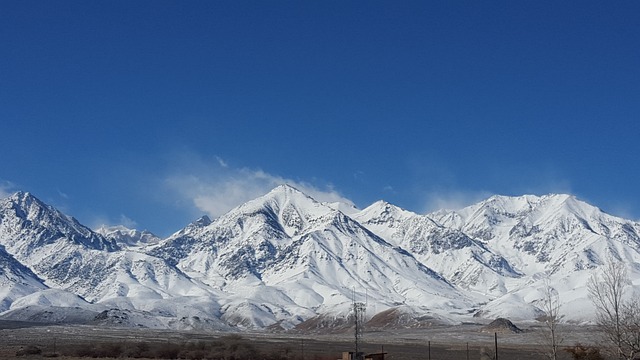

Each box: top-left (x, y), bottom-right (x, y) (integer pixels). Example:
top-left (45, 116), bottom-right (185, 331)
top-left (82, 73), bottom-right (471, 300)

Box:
top-left (0, 322), bottom-right (604, 360)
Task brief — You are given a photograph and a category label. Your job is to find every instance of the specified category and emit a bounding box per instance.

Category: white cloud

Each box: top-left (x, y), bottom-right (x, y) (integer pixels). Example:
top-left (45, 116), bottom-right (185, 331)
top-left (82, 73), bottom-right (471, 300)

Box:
top-left (163, 155), bottom-right (355, 218)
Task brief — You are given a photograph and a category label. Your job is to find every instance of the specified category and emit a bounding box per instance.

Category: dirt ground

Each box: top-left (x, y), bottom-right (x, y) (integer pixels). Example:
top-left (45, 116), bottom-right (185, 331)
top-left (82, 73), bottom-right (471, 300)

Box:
top-left (0, 321), bottom-right (604, 360)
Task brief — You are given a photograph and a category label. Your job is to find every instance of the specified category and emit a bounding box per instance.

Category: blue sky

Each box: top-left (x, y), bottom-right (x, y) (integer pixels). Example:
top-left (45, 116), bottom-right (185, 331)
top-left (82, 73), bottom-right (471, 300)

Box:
top-left (1, 1), bottom-right (639, 236)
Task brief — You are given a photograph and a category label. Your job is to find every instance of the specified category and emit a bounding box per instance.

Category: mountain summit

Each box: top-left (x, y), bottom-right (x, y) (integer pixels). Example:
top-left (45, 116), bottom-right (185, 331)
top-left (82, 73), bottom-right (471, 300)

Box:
top-left (1, 188), bottom-right (640, 329)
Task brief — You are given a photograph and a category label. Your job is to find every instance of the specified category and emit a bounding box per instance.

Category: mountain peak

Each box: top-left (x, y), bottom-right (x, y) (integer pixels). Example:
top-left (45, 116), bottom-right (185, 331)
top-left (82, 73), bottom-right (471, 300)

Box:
top-left (94, 225), bottom-right (161, 247)
top-left (482, 193), bottom-right (576, 206)
top-left (270, 183), bottom-right (302, 194)
top-left (467, 193), bottom-right (570, 218)
top-left (538, 194), bottom-right (607, 221)
top-left (266, 184), bottom-right (320, 202)
top-left (193, 215), bottom-right (212, 227)
top-left (2, 191), bottom-right (59, 223)
top-left (362, 200), bottom-right (413, 216)
top-left (259, 184), bottom-right (311, 202)
top-left (354, 200), bottom-right (416, 230)
top-left (482, 193), bottom-right (541, 206)
top-left (250, 184), bottom-right (320, 211)
top-left (371, 199), bottom-right (392, 208)
top-left (8, 190), bottom-right (28, 198)
top-left (6, 191), bottom-right (41, 207)
top-left (0, 191), bottom-right (120, 253)
top-left (484, 193), bottom-right (596, 215)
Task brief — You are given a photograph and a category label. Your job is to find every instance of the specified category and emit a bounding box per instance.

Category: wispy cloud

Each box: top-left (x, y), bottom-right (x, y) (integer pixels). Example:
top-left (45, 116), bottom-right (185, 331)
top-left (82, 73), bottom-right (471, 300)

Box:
top-left (163, 153), bottom-right (355, 218)
top-left (89, 213), bottom-right (139, 230)
top-left (420, 179), bottom-right (575, 214)
top-left (118, 214), bottom-right (138, 228)
top-left (518, 177), bottom-right (573, 198)
top-left (422, 189), bottom-right (494, 213)
top-left (414, 161), bottom-right (577, 214)
top-left (215, 156), bottom-right (229, 168)
top-left (57, 189), bottom-right (69, 199)
top-left (0, 180), bottom-right (16, 198)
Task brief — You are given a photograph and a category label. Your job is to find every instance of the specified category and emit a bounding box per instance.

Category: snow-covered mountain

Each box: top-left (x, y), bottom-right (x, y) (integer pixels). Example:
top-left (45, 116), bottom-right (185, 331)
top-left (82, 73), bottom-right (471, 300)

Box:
top-left (427, 194), bottom-right (640, 320)
top-left (0, 192), bottom-right (218, 327)
top-left (353, 201), bottom-right (521, 298)
top-left (150, 185), bottom-right (469, 328)
top-left (432, 194), bottom-right (640, 272)
top-left (0, 187), bottom-right (639, 329)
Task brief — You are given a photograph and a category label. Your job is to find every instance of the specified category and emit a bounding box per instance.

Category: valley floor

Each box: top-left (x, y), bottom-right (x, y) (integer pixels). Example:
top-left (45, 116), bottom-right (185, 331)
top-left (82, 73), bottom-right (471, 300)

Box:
top-left (0, 322), bottom-right (604, 360)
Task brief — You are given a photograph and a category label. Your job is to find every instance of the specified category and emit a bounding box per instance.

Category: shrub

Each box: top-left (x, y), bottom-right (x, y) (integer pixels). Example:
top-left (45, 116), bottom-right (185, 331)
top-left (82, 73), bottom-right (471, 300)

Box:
top-left (121, 341), bottom-right (152, 358)
top-left (96, 342), bottom-right (123, 357)
top-left (565, 343), bottom-right (604, 360)
top-left (73, 342), bottom-right (124, 358)
top-left (16, 345), bottom-right (42, 356)
top-left (152, 342), bottom-right (182, 359)
top-left (179, 349), bottom-right (208, 359)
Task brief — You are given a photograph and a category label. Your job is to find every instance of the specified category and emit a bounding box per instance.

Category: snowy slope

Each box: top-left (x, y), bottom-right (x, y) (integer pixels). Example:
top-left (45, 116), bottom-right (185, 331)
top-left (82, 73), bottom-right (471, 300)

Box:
top-left (0, 245), bottom-right (47, 312)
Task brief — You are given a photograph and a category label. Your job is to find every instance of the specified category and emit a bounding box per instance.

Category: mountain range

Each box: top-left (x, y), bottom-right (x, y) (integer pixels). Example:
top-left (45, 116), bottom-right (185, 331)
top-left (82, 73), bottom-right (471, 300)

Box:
top-left (0, 185), bottom-right (639, 330)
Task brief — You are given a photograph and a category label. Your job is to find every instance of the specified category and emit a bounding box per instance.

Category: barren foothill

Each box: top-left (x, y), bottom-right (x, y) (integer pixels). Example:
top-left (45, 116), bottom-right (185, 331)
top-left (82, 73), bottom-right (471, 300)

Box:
top-left (0, 321), bottom-right (603, 360)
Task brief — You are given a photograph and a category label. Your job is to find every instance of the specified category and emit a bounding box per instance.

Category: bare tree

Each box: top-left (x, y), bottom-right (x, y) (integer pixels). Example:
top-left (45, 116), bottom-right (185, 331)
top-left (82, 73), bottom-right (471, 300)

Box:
top-left (479, 346), bottom-right (494, 360)
top-left (540, 279), bottom-right (563, 360)
top-left (619, 298), bottom-right (640, 360)
top-left (587, 259), bottom-right (629, 359)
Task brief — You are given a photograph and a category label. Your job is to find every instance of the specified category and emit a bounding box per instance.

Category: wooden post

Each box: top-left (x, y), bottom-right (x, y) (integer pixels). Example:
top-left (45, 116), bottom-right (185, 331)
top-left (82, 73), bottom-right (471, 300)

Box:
top-left (494, 333), bottom-right (498, 360)
top-left (466, 342), bottom-right (469, 360)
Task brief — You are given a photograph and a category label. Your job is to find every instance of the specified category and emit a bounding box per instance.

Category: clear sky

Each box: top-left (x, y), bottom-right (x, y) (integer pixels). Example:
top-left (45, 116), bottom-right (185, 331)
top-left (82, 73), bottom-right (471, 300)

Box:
top-left (1, 1), bottom-right (639, 236)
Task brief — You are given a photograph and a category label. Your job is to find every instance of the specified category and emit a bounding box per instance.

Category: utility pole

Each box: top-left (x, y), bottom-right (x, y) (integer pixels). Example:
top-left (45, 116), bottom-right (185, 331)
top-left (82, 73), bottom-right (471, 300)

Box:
top-left (354, 301), bottom-right (366, 360)
top-left (353, 289), bottom-right (366, 360)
